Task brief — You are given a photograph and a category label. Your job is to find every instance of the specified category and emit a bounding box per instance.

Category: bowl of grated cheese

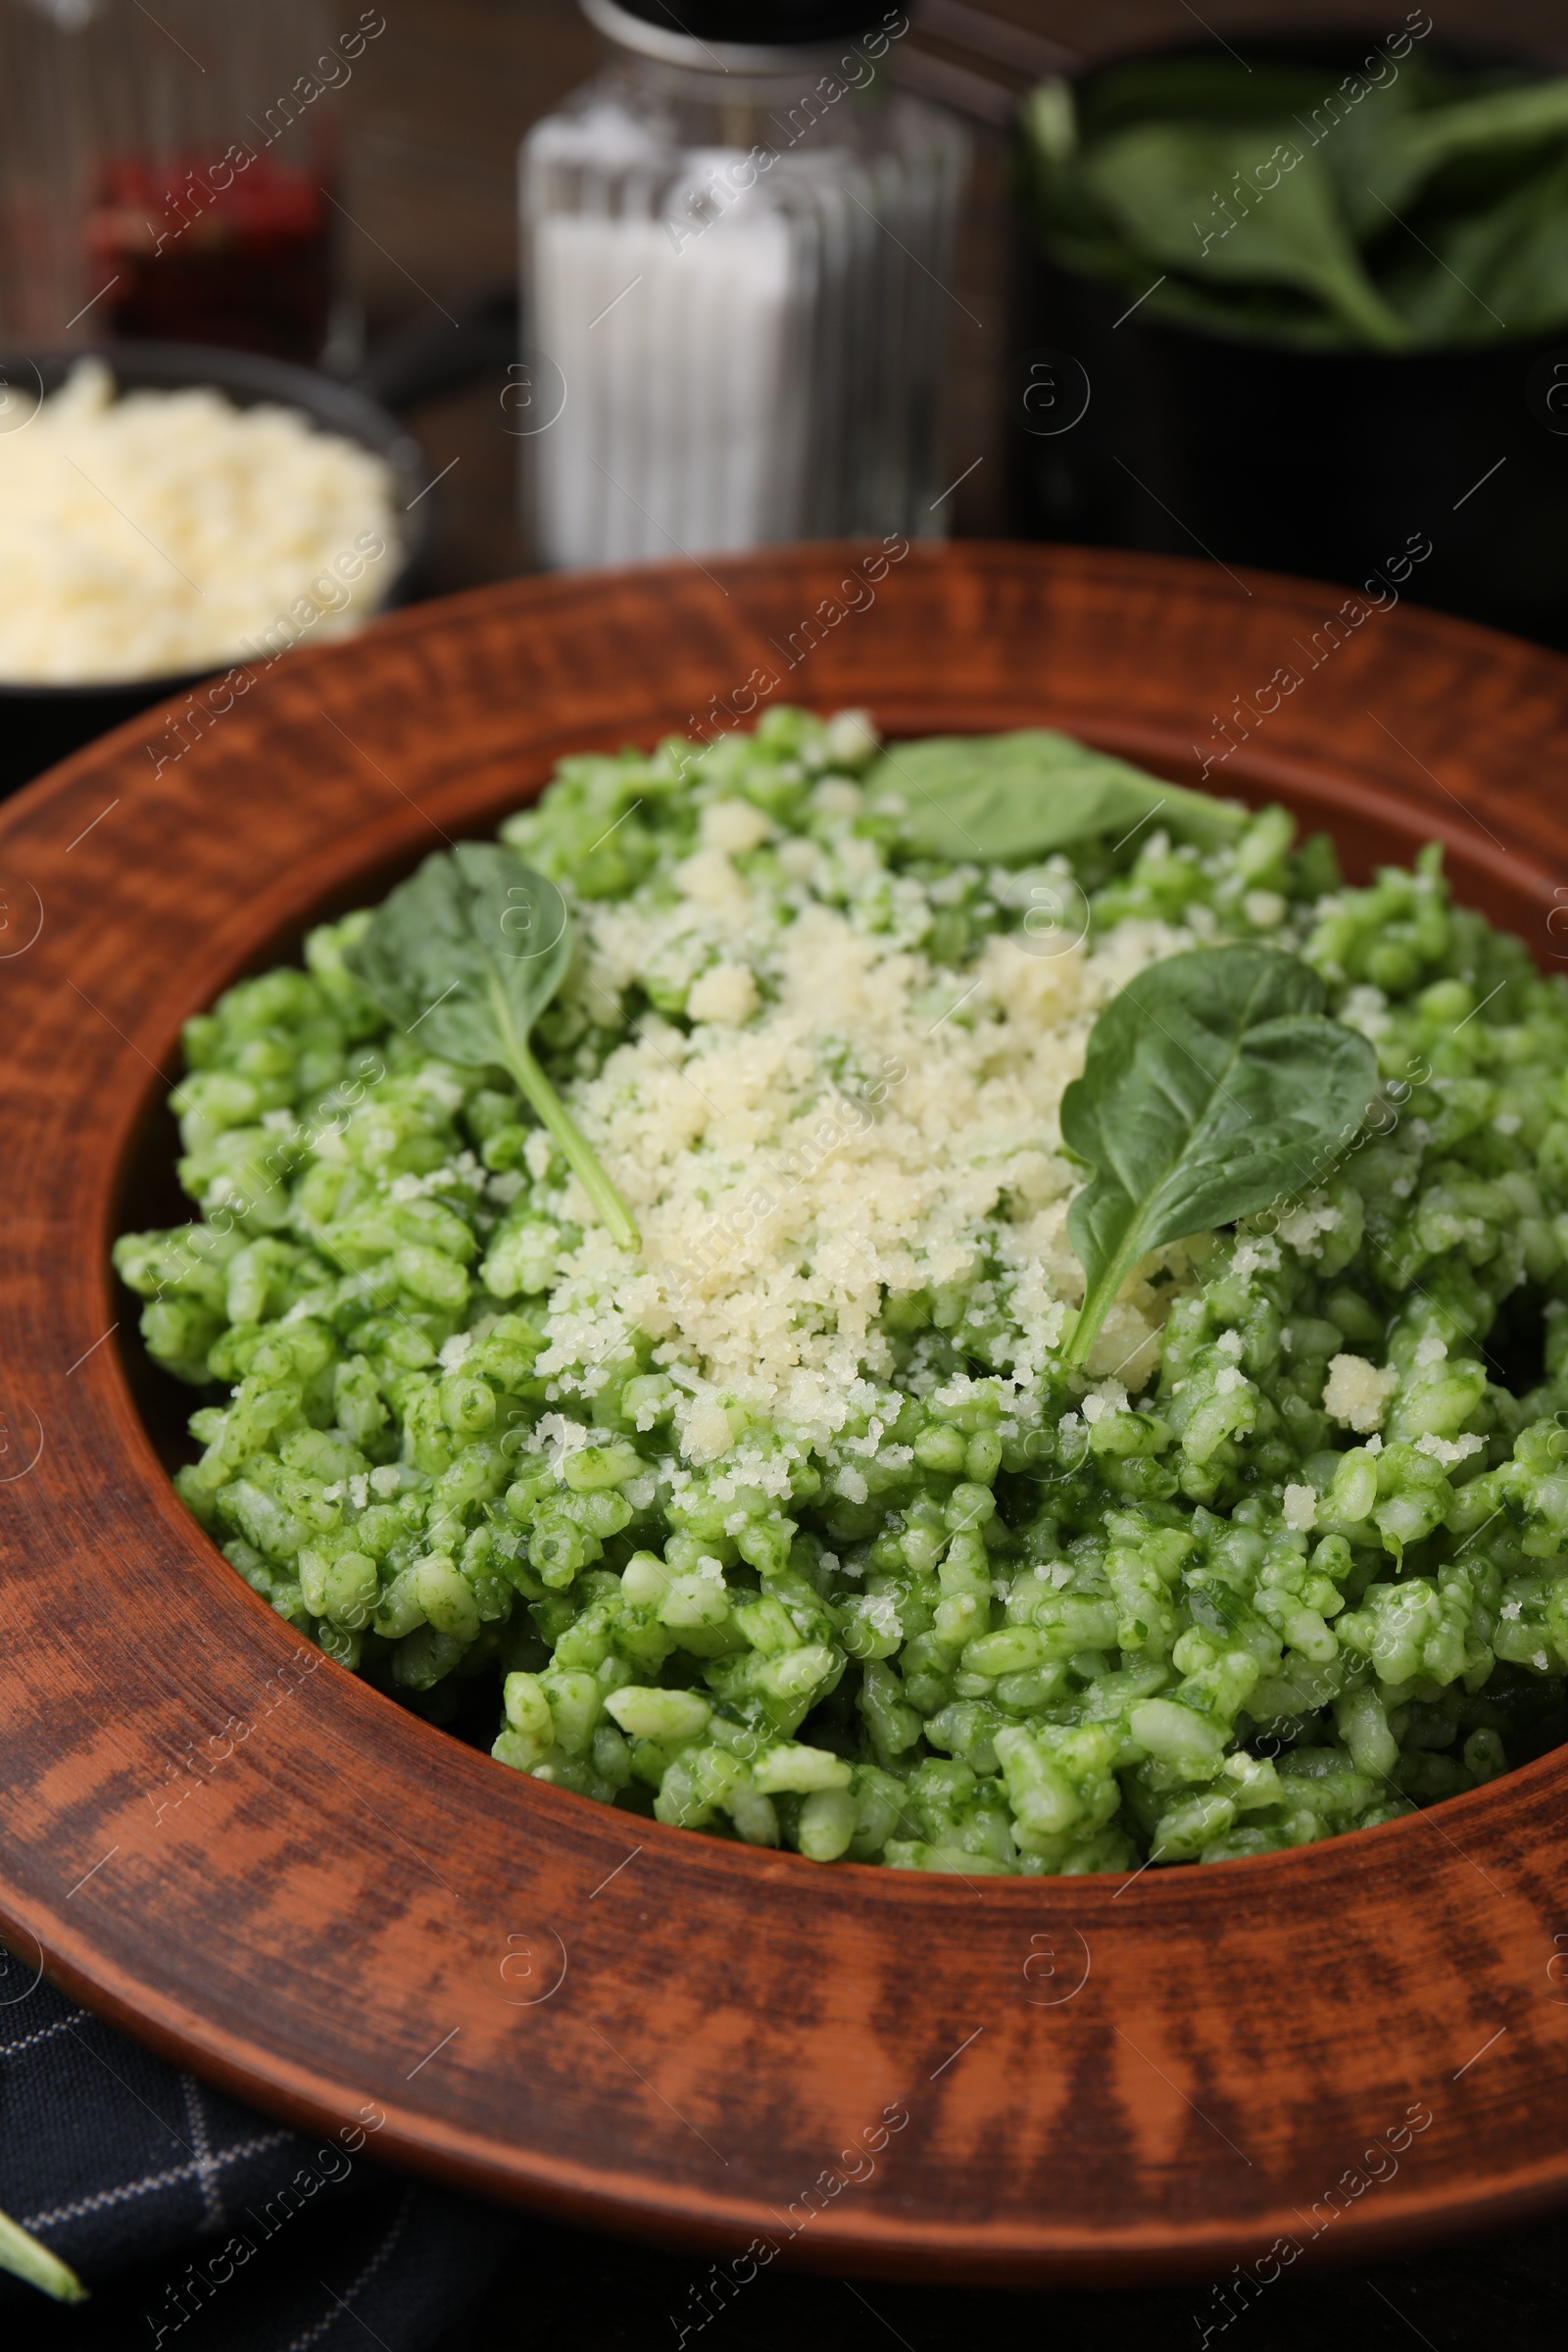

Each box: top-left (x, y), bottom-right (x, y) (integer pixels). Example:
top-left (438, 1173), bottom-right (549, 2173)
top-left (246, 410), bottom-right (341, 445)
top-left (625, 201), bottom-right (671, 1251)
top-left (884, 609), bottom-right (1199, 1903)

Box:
top-left (0, 341), bottom-right (426, 792)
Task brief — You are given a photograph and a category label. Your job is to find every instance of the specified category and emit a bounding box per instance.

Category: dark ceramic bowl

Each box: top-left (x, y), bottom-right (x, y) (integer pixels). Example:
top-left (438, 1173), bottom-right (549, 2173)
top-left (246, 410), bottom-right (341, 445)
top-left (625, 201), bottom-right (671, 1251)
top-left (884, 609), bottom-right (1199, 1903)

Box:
top-left (1008, 32), bottom-right (1568, 650)
top-left (0, 341), bottom-right (429, 794)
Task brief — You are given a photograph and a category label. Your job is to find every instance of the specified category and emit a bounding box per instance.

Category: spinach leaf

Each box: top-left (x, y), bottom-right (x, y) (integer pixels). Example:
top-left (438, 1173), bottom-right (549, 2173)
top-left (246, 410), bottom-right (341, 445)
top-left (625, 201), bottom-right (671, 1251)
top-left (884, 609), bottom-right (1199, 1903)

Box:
top-left (1384, 149), bottom-right (1568, 340)
top-left (1016, 80), bottom-right (1111, 241)
top-left (872, 730), bottom-right (1247, 864)
top-left (347, 843), bottom-right (640, 1251)
top-left (1343, 76), bottom-right (1568, 238)
top-left (1020, 50), bottom-right (1568, 354)
top-left (0, 2202), bottom-right (87, 2302)
top-left (1081, 122), bottom-right (1409, 347)
top-left (1075, 55), bottom-right (1344, 139)
top-left (1394, 76), bottom-right (1568, 184)
top-left (1059, 945), bottom-right (1376, 1368)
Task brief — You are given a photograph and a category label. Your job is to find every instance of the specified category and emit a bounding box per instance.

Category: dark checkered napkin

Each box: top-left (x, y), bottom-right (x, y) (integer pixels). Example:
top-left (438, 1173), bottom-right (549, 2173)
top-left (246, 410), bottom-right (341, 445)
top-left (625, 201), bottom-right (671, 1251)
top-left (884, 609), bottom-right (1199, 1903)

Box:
top-left (0, 1978), bottom-right (514, 2348)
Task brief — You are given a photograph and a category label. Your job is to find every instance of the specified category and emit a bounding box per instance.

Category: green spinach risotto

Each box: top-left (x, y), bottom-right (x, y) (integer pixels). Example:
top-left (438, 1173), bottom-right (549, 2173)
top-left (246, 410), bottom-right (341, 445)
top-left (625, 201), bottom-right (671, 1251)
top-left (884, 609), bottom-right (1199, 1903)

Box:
top-left (116, 711), bottom-right (1568, 1873)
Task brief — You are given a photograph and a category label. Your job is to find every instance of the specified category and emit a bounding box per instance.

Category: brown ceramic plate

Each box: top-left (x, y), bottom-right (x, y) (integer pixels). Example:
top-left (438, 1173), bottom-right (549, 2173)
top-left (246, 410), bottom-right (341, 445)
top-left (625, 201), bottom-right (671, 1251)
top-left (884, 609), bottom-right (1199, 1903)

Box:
top-left (3, 544), bottom-right (1568, 2288)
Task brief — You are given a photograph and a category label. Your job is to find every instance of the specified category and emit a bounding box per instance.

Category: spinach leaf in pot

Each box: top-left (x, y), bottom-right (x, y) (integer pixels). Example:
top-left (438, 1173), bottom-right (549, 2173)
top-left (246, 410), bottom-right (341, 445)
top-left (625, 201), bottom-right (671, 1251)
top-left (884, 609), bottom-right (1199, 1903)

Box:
top-left (1020, 51), bottom-right (1568, 352)
top-left (1385, 147), bottom-right (1568, 341)
top-left (1082, 122), bottom-right (1410, 347)
top-left (1060, 945), bottom-right (1377, 1367)
top-left (1391, 74), bottom-right (1568, 190)
top-left (874, 729), bottom-right (1247, 863)
top-left (347, 844), bottom-right (640, 1251)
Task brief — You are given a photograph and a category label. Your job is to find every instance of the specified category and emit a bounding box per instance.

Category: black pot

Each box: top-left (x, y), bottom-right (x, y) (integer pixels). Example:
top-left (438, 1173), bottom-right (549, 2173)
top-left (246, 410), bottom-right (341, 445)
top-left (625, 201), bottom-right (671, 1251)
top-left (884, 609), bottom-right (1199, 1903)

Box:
top-left (1008, 37), bottom-right (1568, 650)
top-left (0, 342), bottom-right (430, 795)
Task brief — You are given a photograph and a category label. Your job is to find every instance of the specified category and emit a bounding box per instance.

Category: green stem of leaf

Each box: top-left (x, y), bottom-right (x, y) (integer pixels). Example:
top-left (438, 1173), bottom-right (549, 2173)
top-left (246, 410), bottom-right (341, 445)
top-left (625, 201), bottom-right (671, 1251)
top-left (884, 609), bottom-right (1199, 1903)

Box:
top-left (0, 2205), bottom-right (88, 2303)
top-left (490, 989), bottom-right (640, 1252)
top-left (1313, 263), bottom-right (1409, 350)
top-left (1064, 1248), bottom-right (1141, 1370)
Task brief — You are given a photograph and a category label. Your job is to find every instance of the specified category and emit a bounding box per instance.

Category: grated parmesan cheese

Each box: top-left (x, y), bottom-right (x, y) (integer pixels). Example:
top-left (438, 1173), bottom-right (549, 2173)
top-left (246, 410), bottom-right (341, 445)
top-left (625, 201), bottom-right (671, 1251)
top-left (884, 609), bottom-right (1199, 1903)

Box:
top-left (1282, 1482), bottom-right (1318, 1531)
top-left (687, 962), bottom-right (760, 1025)
top-left (1415, 1431), bottom-right (1486, 1467)
top-left (1322, 1353), bottom-right (1399, 1435)
top-left (525, 894), bottom-right (1193, 1452)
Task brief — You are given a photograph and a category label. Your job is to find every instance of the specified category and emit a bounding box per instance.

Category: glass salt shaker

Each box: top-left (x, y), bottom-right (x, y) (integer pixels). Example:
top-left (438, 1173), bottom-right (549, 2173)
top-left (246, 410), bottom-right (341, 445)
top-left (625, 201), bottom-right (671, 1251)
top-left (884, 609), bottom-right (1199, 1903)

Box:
top-left (520, 0), bottom-right (970, 567)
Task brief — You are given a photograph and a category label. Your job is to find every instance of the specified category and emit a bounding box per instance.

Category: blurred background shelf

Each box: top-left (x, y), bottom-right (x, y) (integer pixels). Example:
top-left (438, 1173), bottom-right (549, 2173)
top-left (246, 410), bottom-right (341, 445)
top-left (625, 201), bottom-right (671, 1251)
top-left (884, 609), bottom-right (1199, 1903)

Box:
top-left (10, 0), bottom-right (1568, 642)
top-left (329, 0), bottom-right (1568, 596)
